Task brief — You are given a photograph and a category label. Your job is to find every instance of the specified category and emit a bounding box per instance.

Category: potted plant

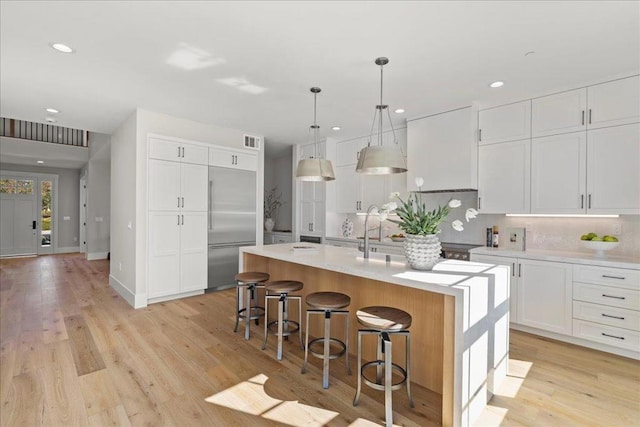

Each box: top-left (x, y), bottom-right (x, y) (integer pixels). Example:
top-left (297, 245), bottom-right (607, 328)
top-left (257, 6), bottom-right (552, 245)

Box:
top-left (263, 187), bottom-right (283, 231)
top-left (380, 177), bottom-right (478, 270)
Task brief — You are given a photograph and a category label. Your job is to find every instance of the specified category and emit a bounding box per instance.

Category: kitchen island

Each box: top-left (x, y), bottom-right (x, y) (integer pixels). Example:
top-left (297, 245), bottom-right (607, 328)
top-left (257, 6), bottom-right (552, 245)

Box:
top-left (239, 243), bottom-right (510, 427)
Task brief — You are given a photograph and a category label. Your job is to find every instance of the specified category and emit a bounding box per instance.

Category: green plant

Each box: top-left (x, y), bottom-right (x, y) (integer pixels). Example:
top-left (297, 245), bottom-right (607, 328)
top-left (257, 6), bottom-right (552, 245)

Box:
top-left (380, 177), bottom-right (477, 236)
top-left (264, 187), bottom-right (283, 219)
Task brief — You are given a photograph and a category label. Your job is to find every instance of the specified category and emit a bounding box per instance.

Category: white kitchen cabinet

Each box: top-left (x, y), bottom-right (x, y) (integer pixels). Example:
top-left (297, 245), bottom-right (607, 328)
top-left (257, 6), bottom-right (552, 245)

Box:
top-left (264, 232), bottom-right (293, 245)
top-left (148, 160), bottom-right (208, 212)
top-left (586, 123), bottom-right (640, 214)
top-left (335, 138), bottom-right (365, 167)
top-left (178, 211), bottom-right (208, 293)
top-left (470, 254), bottom-right (518, 324)
top-left (296, 142), bottom-right (326, 236)
top-left (532, 88), bottom-right (587, 137)
top-left (479, 101), bottom-right (531, 145)
top-left (407, 107), bottom-right (476, 191)
top-left (587, 75), bottom-right (640, 130)
top-left (517, 259), bottom-right (573, 335)
top-left (208, 146), bottom-right (257, 171)
top-left (334, 165), bottom-right (387, 213)
top-left (149, 137), bottom-right (208, 165)
top-left (531, 132), bottom-right (587, 214)
top-left (300, 201), bottom-right (325, 234)
top-left (477, 139), bottom-right (530, 214)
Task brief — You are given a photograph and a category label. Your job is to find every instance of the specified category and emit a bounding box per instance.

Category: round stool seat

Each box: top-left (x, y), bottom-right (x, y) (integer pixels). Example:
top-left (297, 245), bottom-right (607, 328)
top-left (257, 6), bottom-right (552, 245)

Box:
top-left (235, 271), bottom-right (270, 284)
top-left (356, 306), bottom-right (412, 330)
top-left (265, 280), bottom-right (303, 293)
top-left (306, 292), bottom-right (351, 310)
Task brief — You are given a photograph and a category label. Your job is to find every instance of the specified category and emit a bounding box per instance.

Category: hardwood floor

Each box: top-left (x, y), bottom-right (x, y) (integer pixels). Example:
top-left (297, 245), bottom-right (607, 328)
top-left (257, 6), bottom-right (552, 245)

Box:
top-left (1, 254), bottom-right (638, 426)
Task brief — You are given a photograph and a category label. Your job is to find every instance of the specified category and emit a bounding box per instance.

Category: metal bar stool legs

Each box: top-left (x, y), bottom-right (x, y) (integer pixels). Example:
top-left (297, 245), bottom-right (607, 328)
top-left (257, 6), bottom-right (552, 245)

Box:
top-left (234, 272), bottom-right (269, 340)
top-left (261, 280), bottom-right (304, 360)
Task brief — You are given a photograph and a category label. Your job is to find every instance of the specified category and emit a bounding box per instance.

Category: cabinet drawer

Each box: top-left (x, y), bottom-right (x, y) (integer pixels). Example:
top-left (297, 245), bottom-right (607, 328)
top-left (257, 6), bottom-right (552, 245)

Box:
top-left (573, 282), bottom-right (640, 310)
top-left (573, 300), bottom-right (640, 332)
top-left (573, 319), bottom-right (640, 352)
top-left (573, 265), bottom-right (639, 290)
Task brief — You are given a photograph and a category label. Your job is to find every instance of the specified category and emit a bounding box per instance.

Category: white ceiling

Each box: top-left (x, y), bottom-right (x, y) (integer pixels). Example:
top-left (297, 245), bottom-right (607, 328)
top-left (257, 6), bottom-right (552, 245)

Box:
top-left (1, 1), bottom-right (639, 158)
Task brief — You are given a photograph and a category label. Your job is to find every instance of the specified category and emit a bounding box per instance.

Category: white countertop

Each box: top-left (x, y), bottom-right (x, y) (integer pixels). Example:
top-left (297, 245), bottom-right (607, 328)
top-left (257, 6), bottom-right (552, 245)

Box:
top-left (470, 246), bottom-right (640, 270)
top-left (325, 235), bottom-right (403, 246)
top-left (241, 243), bottom-right (506, 298)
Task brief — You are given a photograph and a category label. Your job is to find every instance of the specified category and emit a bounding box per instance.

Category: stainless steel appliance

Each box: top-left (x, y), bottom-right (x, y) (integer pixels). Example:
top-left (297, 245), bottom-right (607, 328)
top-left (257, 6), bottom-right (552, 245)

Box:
top-left (440, 242), bottom-right (482, 261)
top-left (299, 235), bottom-right (322, 244)
top-left (207, 166), bottom-right (256, 290)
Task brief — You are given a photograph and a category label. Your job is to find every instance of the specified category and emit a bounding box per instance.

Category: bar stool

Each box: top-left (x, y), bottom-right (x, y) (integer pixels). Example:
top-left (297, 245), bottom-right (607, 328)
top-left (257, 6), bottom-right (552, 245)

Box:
top-left (234, 272), bottom-right (269, 340)
top-left (353, 306), bottom-right (414, 427)
top-left (262, 280), bottom-right (304, 360)
top-left (301, 291), bottom-right (351, 389)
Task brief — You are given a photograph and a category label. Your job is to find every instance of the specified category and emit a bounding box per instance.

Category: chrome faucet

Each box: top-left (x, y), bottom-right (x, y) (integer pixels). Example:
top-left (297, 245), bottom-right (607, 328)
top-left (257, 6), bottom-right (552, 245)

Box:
top-left (363, 204), bottom-right (380, 259)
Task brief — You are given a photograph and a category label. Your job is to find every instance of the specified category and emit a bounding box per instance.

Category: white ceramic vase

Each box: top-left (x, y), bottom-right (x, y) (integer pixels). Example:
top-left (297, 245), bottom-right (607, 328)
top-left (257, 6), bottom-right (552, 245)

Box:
top-left (403, 234), bottom-right (442, 270)
top-left (264, 218), bottom-right (275, 231)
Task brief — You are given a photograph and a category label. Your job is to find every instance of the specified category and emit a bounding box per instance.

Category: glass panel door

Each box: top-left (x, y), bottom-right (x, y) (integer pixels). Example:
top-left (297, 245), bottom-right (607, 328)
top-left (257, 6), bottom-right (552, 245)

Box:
top-left (40, 180), bottom-right (53, 251)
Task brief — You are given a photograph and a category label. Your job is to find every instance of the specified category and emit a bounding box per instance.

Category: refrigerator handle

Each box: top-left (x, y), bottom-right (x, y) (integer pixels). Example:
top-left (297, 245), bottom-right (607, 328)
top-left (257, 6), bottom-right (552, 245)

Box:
top-left (208, 179), bottom-right (213, 229)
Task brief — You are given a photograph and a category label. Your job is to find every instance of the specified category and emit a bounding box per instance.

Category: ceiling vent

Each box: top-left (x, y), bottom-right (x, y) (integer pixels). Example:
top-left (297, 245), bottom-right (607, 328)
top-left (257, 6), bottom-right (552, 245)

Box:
top-left (243, 134), bottom-right (261, 150)
top-left (1, 117), bottom-right (88, 147)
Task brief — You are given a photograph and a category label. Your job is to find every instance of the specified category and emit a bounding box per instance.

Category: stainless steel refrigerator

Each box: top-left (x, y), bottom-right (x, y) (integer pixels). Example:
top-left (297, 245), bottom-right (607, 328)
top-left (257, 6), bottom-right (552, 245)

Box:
top-left (207, 166), bottom-right (256, 290)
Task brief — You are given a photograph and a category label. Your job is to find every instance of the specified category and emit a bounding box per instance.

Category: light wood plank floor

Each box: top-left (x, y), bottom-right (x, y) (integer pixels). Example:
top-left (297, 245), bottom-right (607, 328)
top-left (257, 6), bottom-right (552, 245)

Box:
top-left (1, 254), bottom-right (638, 426)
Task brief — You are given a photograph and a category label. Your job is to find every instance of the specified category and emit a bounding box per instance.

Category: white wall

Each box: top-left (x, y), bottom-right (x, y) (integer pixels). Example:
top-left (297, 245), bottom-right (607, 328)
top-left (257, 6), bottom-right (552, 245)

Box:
top-left (86, 132), bottom-right (111, 259)
top-left (0, 162), bottom-right (80, 250)
top-left (110, 108), bottom-right (265, 308)
top-left (264, 148), bottom-right (293, 231)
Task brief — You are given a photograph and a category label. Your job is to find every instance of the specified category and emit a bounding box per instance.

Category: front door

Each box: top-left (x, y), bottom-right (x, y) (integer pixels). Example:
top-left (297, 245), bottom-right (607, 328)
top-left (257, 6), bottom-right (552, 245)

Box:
top-left (0, 177), bottom-right (38, 256)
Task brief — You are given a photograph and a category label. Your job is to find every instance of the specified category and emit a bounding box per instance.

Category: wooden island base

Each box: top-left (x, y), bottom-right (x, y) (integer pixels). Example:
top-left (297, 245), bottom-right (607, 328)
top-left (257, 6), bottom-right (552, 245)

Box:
top-left (244, 253), bottom-right (456, 426)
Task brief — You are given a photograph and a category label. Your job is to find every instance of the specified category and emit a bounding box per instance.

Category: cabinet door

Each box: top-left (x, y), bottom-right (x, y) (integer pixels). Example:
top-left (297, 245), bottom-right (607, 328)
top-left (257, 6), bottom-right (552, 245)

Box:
top-left (148, 159), bottom-right (180, 211)
top-left (586, 123), bottom-right (640, 214)
top-left (181, 143), bottom-right (209, 166)
top-left (180, 163), bottom-right (208, 212)
top-left (335, 165), bottom-right (359, 213)
top-left (179, 211), bottom-right (208, 293)
top-left (517, 259), bottom-right (572, 335)
top-left (532, 89), bottom-right (587, 137)
top-left (587, 76), bottom-right (640, 129)
top-left (479, 101), bottom-right (531, 145)
top-left (360, 174), bottom-right (387, 211)
top-left (407, 107), bottom-right (475, 191)
top-left (234, 151), bottom-right (258, 171)
top-left (148, 212), bottom-right (181, 298)
top-left (149, 137), bottom-right (182, 162)
top-left (470, 254), bottom-right (518, 324)
top-left (312, 201), bottom-right (324, 233)
top-left (531, 132), bottom-right (587, 214)
top-left (209, 146), bottom-right (257, 171)
top-left (478, 139), bottom-right (530, 214)
top-left (300, 201), bottom-right (315, 233)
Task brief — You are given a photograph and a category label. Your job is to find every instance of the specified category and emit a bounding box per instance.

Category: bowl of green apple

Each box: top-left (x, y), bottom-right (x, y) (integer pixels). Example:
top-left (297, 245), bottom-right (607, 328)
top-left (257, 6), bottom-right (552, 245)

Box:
top-left (580, 233), bottom-right (619, 256)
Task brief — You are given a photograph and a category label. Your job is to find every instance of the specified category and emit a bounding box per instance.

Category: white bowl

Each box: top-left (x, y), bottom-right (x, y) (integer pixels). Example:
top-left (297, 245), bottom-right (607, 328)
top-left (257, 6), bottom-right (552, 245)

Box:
top-left (582, 240), bottom-right (619, 256)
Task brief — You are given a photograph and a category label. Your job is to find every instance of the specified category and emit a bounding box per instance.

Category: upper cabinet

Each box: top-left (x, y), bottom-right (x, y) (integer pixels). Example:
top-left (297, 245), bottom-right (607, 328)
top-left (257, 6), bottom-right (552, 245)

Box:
top-left (209, 146), bottom-right (257, 171)
top-left (587, 76), bottom-right (640, 130)
top-left (406, 107), bottom-right (476, 192)
top-left (532, 88), bottom-right (587, 137)
top-left (478, 100), bottom-right (531, 145)
top-left (149, 137), bottom-right (208, 165)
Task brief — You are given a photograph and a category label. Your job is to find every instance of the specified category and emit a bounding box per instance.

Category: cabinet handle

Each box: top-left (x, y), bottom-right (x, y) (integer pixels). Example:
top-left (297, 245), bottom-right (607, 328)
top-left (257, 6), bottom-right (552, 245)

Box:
top-left (357, 151), bottom-right (360, 160)
top-left (182, 214), bottom-right (184, 225)
top-left (588, 109), bottom-right (592, 124)
top-left (182, 197), bottom-right (184, 208)
top-left (177, 215), bottom-right (180, 225)
top-left (479, 129), bottom-right (482, 142)
top-left (478, 197), bottom-right (481, 210)
top-left (601, 332), bottom-right (624, 340)
top-left (580, 194), bottom-right (584, 209)
top-left (602, 313), bottom-right (625, 320)
top-left (602, 294), bottom-right (625, 300)
top-left (178, 146), bottom-right (181, 158)
top-left (581, 110), bottom-right (585, 126)
top-left (182, 147), bottom-right (185, 157)
top-left (178, 197), bottom-right (180, 208)
top-left (518, 263), bottom-right (522, 278)
top-left (588, 194), bottom-right (592, 209)
top-left (512, 262), bottom-right (516, 277)
top-left (602, 275), bottom-right (625, 280)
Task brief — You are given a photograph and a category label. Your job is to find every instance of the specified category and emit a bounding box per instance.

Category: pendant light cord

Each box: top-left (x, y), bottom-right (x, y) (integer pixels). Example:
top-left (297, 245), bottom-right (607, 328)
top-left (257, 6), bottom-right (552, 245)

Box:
top-left (367, 58), bottom-right (398, 149)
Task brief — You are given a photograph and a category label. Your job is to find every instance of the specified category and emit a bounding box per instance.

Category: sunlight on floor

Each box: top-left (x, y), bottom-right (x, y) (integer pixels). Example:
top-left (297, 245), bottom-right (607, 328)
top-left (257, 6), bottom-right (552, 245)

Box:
top-left (205, 373), bottom-right (339, 426)
top-left (473, 404), bottom-right (509, 426)
top-left (492, 358), bottom-right (533, 399)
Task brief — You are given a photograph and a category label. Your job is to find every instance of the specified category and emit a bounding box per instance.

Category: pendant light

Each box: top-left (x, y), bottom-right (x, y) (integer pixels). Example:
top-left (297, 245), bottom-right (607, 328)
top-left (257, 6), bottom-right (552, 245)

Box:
top-left (295, 87), bottom-right (335, 181)
top-left (356, 57), bottom-right (408, 175)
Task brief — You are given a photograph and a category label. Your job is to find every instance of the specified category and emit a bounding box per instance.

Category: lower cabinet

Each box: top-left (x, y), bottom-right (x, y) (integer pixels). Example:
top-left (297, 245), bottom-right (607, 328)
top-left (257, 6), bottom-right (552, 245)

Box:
top-left (517, 259), bottom-right (572, 335)
top-left (264, 232), bottom-right (293, 245)
top-left (148, 211), bottom-right (207, 299)
top-left (470, 254), bottom-right (519, 324)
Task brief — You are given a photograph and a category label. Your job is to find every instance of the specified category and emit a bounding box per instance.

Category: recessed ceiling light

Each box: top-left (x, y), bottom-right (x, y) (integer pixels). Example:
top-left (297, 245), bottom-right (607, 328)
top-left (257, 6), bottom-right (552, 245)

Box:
top-left (50, 42), bottom-right (74, 53)
top-left (394, 108), bottom-right (405, 114)
top-left (37, 160), bottom-right (44, 164)
top-left (45, 108), bottom-right (59, 114)
top-left (331, 126), bottom-right (341, 131)
top-left (45, 117), bottom-right (56, 123)
top-left (489, 81), bottom-right (504, 88)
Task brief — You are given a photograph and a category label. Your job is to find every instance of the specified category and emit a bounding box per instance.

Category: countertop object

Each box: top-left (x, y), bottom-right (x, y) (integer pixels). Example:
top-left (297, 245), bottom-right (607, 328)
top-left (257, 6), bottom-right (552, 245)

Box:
top-left (240, 243), bottom-right (510, 427)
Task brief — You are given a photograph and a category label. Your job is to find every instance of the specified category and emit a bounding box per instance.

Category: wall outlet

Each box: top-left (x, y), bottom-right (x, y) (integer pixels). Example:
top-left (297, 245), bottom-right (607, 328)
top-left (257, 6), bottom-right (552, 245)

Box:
top-left (63, 216), bottom-right (70, 221)
top-left (119, 262), bottom-right (122, 271)
top-left (73, 236), bottom-right (77, 242)
top-left (127, 221), bottom-right (132, 230)
top-left (612, 223), bottom-right (622, 236)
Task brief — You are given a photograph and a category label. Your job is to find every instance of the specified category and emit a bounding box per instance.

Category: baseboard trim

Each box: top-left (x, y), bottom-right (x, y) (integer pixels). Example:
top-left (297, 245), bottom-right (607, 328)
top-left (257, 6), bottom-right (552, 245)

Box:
top-left (147, 290), bottom-right (204, 305)
top-left (87, 252), bottom-right (109, 261)
top-left (57, 246), bottom-right (80, 254)
top-left (109, 274), bottom-right (147, 309)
